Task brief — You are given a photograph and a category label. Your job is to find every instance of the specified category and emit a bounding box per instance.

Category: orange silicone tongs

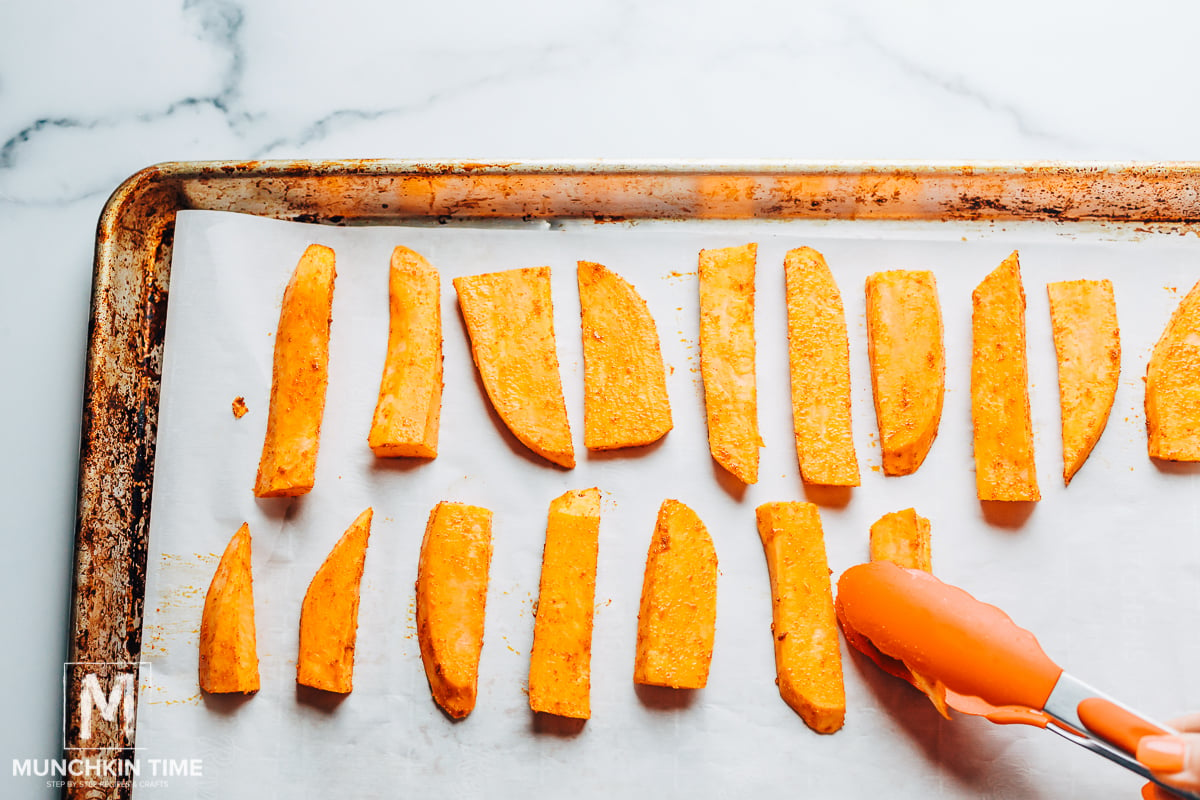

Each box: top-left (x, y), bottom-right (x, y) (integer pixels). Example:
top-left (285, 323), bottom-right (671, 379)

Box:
top-left (836, 561), bottom-right (1197, 799)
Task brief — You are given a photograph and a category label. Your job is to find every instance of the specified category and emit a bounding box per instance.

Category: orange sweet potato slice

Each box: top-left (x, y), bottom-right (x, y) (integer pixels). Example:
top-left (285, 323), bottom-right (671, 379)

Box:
top-left (416, 502), bottom-right (494, 718)
top-left (971, 251), bottom-right (1039, 501)
top-left (1047, 280), bottom-right (1120, 483)
top-left (785, 247), bottom-right (860, 487)
top-left (297, 508), bottom-right (373, 694)
top-left (578, 261), bottom-right (673, 450)
top-left (755, 502), bottom-right (845, 733)
top-left (869, 508), bottom-right (932, 573)
top-left (369, 246), bottom-right (443, 458)
top-left (199, 523), bottom-right (259, 694)
top-left (528, 488), bottom-right (600, 719)
top-left (634, 499), bottom-right (718, 689)
top-left (699, 244), bottom-right (761, 484)
top-left (1145, 280), bottom-right (1200, 460)
top-left (865, 270), bottom-right (945, 476)
top-left (254, 244), bottom-right (337, 497)
top-left (454, 268), bottom-right (574, 468)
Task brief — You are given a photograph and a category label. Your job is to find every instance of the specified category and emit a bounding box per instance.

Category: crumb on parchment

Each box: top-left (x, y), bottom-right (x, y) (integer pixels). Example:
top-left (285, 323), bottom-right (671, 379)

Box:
top-left (232, 397), bottom-right (248, 418)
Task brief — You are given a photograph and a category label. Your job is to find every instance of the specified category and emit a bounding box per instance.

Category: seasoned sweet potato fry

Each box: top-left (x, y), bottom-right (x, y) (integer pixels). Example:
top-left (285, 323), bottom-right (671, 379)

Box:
top-left (755, 502), bottom-right (845, 734)
top-left (785, 247), bottom-right (860, 486)
top-left (199, 523), bottom-right (259, 694)
top-left (1047, 280), bottom-right (1120, 483)
top-left (699, 244), bottom-right (761, 484)
top-left (254, 244), bottom-right (337, 497)
top-left (634, 499), bottom-right (717, 689)
top-left (865, 271), bottom-right (945, 476)
top-left (869, 508), bottom-right (931, 573)
top-left (454, 268), bottom-right (574, 468)
top-left (297, 508), bottom-right (372, 694)
top-left (528, 488), bottom-right (600, 719)
top-left (578, 261), bottom-right (673, 450)
top-left (1146, 280), bottom-right (1200, 460)
top-left (971, 251), bottom-right (1039, 501)
top-left (369, 246), bottom-right (442, 458)
top-left (416, 502), bottom-right (494, 719)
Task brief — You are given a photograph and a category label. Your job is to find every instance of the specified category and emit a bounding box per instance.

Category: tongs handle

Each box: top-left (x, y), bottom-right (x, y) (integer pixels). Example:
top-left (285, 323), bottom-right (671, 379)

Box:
top-left (1077, 697), bottom-right (1172, 754)
top-left (1069, 696), bottom-right (1200, 800)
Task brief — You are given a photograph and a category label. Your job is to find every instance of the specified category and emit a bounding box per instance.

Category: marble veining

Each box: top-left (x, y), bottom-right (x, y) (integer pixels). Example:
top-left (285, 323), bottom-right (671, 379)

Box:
top-left (9, 2), bottom-right (1200, 209)
top-left (847, 19), bottom-right (1081, 150)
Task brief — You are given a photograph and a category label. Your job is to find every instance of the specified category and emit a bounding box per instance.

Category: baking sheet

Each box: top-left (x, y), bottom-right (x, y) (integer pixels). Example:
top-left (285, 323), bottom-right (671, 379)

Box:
top-left (137, 209), bottom-right (1200, 799)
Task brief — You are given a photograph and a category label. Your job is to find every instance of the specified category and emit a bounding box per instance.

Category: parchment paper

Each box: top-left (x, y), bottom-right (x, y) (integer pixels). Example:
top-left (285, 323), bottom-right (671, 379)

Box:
top-left (137, 209), bottom-right (1200, 799)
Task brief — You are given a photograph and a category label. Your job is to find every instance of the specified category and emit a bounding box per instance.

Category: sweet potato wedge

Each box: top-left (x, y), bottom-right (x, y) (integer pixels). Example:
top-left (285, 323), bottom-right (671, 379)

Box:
top-left (785, 247), bottom-right (860, 487)
top-left (416, 502), bottom-right (494, 718)
top-left (577, 261), bottom-right (673, 450)
top-left (634, 499), bottom-right (718, 689)
top-left (1146, 280), bottom-right (1200, 460)
top-left (297, 508), bottom-right (373, 694)
top-left (528, 488), bottom-right (600, 719)
top-left (869, 508), bottom-right (931, 573)
top-left (755, 502), bottom-right (845, 733)
top-left (1047, 280), bottom-right (1120, 483)
top-left (199, 523), bottom-right (259, 694)
top-left (971, 251), bottom-right (1039, 501)
top-left (369, 246), bottom-right (443, 458)
top-left (699, 244), bottom-right (761, 484)
top-left (865, 270), bottom-right (945, 476)
top-left (254, 243), bottom-right (337, 497)
top-left (454, 268), bottom-right (574, 468)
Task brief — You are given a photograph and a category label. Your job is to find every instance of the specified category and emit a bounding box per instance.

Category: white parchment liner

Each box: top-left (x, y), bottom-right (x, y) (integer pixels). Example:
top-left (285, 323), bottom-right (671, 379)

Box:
top-left (136, 210), bottom-right (1200, 799)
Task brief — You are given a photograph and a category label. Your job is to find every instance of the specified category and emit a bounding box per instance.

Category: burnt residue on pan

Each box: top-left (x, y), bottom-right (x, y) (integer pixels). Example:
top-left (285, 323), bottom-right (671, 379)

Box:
top-left (66, 167), bottom-right (178, 799)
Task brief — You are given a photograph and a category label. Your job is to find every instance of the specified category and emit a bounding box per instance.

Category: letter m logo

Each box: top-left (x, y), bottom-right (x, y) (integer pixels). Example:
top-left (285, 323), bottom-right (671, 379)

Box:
top-left (64, 662), bottom-right (149, 751)
top-left (80, 672), bottom-right (134, 741)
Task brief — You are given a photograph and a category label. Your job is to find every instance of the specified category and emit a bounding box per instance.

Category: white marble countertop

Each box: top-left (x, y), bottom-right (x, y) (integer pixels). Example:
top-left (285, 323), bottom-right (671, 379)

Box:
top-left (3, 2), bottom-right (1198, 797)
